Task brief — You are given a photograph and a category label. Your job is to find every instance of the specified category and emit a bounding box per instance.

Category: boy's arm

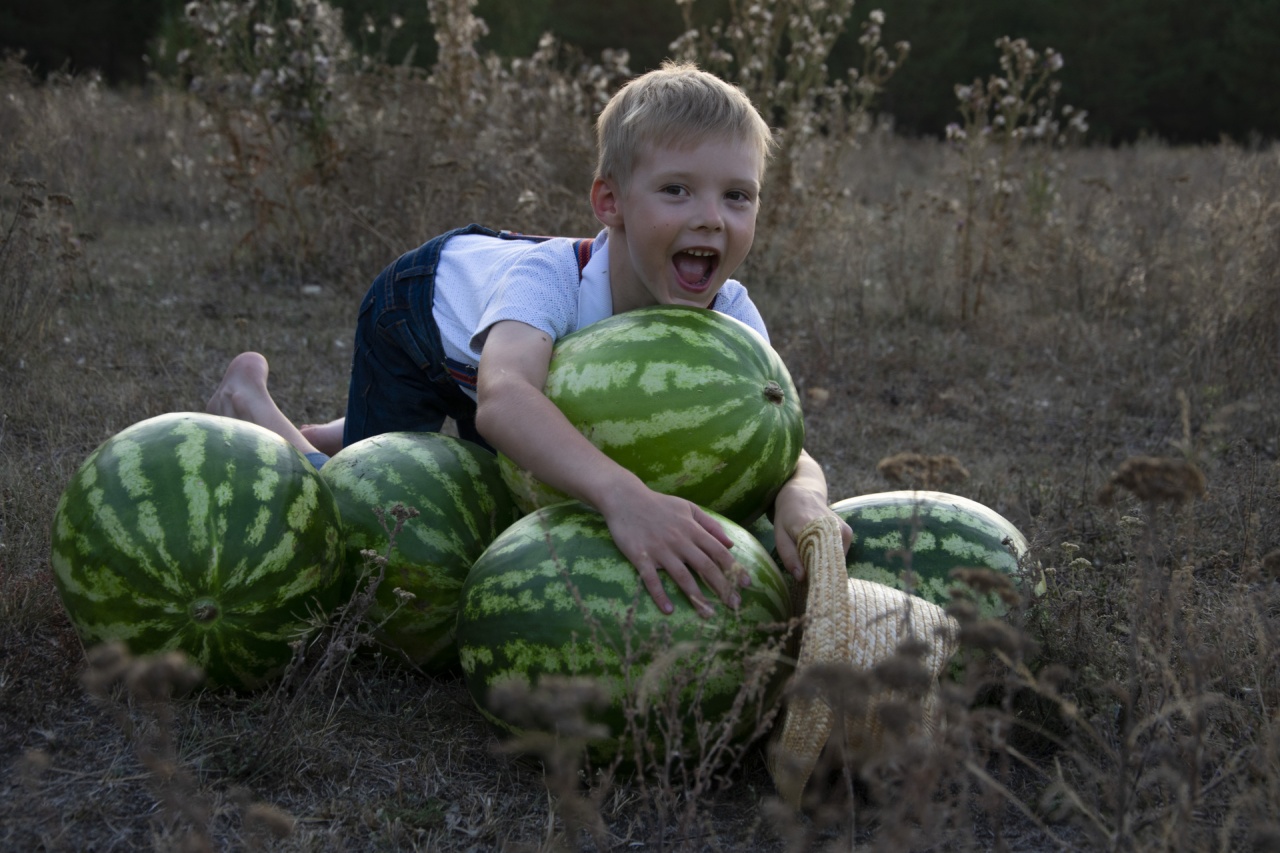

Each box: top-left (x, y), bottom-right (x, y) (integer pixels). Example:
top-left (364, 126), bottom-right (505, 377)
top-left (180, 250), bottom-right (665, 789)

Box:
top-left (474, 320), bottom-right (747, 618)
top-left (769, 450), bottom-right (853, 580)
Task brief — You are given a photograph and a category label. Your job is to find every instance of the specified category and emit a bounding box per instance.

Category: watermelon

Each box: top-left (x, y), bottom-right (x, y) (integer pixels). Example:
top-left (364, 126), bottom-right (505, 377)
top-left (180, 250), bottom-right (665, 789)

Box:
top-left (498, 306), bottom-right (805, 525)
top-left (455, 500), bottom-right (795, 767)
top-left (751, 491), bottom-right (1034, 618)
top-left (49, 412), bottom-right (345, 692)
top-left (319, 432), bottom-right (520, 670)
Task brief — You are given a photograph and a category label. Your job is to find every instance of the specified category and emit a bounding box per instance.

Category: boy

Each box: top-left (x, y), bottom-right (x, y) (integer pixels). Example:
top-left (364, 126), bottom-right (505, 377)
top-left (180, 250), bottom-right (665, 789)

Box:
top-left (208, 61), bottom-right (851, 618)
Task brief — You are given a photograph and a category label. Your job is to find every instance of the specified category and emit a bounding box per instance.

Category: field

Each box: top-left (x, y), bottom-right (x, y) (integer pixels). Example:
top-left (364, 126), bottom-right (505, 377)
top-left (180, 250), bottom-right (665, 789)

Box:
top-left (2, 5), bottom-right (1279, 850)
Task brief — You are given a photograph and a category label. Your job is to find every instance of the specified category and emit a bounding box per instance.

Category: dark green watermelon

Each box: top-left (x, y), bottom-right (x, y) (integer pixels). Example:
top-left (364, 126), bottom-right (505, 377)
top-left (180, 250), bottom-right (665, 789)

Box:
top-left (320, 432), bottom-right (520, 670)
top-left (499, 306), bottom-right (805, 525)
top-left (49, 412), bottom-right (345, 691)
top-left (455, 500), bottom-right (796, 767)
top-left (751, 491), bottom-right (1035, 618)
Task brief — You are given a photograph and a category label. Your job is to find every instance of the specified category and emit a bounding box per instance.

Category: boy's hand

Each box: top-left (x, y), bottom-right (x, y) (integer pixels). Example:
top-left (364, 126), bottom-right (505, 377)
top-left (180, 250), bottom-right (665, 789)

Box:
top-left (476, 319), bottom-right (749, 618)
top-left (598, 481), bottom-right (748, 618)
top-left (770, 452), bottom-right (852, 581)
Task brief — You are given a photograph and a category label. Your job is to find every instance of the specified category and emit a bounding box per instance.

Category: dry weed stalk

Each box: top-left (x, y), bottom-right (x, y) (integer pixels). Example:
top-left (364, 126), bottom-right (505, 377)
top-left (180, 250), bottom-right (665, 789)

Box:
top-left (947, 36), bottom-right (1088, 320)
top-left (488, 676), bottom-right (613, 850)
top-left (80, 641), bottom-right (297, 849)
top-left (172, 0), bottom-right (619, 276)
top-left (0, 178), bottom-right (83, 363)
top-left (1180, 152), bottom-right (1280, 394)
top-left (627, 626), bottom-right (794, 845)
top-left (245, 502), bottom-right (419, 774)
top-left (1018, 451), bottom-right (1266, 850)
top-left (178, 0), bottom-right (353, 272)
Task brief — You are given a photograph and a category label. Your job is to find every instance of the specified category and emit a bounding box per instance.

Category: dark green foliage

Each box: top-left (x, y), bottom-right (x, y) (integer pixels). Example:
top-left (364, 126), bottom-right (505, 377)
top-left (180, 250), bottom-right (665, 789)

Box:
top-left (333, 0), bottom-right (434, 65)
top-left (5, 0), bottom-right (1277, 141)
top-left (863, 0), bottom-right (1280, 142)
top-left (0, 0), bottom-right (173, 81)
top-left (3, 0), bottom-right (1276, 141)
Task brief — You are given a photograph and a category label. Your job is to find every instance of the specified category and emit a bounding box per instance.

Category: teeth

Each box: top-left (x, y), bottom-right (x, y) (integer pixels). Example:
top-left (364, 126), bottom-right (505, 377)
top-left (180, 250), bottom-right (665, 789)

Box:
top-left (683, 249), bottom-right (716, 257)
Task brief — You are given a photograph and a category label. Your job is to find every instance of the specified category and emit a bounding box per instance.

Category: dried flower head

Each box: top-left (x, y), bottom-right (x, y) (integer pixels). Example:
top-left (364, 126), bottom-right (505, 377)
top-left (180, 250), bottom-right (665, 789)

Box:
top-left (1261, 549), bottom-right (1280, 580)
top-left (16, 749), bottom-right (52, 788)
top-left (950, 566), bottom-right (1020, 607)
top-left (872, 696), bottom-right (920, 739)
top-left (944, 598), bottom-right (980, 625)
top-left (244, 802), bottom-right (297, 839)
top-left (81, 640), bottom-right (133, 697)
top-left (489, 675), bottom-right (611, 741)
top-left (958, 618), bottom-right (1024, 657)
top-left (872, 651), bottom-right (932, 694)
top-left (124, 650), bottom-right (204, 704)
top-left (1098, 455), bottom-right (1207, 505)
top-left (786, 660), bottom-right (874, 716)
top-left (877, 452), bottom-right (970, 489)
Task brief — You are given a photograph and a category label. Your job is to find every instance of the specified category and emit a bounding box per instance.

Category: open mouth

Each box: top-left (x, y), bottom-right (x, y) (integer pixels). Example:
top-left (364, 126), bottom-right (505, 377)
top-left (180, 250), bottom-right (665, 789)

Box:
top-left (673, 249), bottom-right (719, 290)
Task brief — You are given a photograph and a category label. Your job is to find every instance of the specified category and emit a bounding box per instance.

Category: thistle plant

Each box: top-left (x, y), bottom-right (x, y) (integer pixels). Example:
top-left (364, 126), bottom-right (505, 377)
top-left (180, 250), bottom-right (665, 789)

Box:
top-left (424, 0), bottom-right (489, 117)
top-left (181, 0), bottom-right (351, 162)
top-left (946, 37), bottom-right (1088, 320)
top-left (171, 0), bottom-right (630, 271)
top-left (177, 0), bottom-right (354, 269)
top-left (424, 1), bottom-right (630, 164)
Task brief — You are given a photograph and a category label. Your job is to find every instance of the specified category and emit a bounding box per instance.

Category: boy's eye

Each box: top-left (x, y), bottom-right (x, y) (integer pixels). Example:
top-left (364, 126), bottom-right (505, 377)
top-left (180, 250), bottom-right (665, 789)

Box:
top-left (726, 190), bottom-right (753, 203)
top-left (661, 185), bottom-right (686, 196)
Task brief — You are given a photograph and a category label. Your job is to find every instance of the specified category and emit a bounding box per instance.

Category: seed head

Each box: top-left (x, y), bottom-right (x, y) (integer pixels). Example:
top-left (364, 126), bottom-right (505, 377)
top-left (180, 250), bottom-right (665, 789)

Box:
top-left (244, 802), bottom-right (297, 839)
top-left (958, 618), bottom-right (1024, 657)
top-left (1261, 549), bottom-right (1280, 580)
top-left (877, 452), bottom-right (970, 490)
top-left (1098, 455), bottom-right (1207, 505)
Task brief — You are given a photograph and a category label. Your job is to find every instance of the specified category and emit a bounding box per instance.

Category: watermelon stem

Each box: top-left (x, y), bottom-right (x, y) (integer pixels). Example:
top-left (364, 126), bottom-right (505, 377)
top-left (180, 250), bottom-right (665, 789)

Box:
top-left (189, 599), bottom-right (220, 624)
top-left (763, 380), bottom-right (784, 405)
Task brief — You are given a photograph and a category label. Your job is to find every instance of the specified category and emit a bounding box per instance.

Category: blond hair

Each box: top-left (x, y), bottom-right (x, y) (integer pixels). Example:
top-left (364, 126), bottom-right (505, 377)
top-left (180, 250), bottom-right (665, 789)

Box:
top-left (594, 60), bottom-right (775, 186)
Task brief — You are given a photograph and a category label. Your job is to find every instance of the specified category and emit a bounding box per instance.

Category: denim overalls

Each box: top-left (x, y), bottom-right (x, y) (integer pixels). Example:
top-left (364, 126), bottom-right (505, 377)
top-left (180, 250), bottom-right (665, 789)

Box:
top-left (341, 224), bottom-right (592, 455)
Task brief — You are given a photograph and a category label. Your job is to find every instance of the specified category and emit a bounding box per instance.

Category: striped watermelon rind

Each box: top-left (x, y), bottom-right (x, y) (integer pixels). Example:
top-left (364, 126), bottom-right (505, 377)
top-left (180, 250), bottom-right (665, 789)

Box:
top-left (499, 306), bottom-right (805, 525)
top-left (751, 490), bottom-right (1036, 618)
top-left (455, 500), bottom-right (796, 766)
top-left (319, 432), bottom-right (520, 670)
top-left (49, 412), bottom-right (345, 692)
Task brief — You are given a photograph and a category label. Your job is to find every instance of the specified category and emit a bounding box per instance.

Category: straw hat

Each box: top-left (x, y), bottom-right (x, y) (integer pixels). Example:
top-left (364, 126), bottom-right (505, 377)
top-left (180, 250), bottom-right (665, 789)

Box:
top-left (767, 515), bottom-right (959, 809)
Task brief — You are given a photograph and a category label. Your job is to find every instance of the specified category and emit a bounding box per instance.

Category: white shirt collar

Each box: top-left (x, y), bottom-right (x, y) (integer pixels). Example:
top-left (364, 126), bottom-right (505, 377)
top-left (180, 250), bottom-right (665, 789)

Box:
top-left (576, 229), bottom-right (613, 330)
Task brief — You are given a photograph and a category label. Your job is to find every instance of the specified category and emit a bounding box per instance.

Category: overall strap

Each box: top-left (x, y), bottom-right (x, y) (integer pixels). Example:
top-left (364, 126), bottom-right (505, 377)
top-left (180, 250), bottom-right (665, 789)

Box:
top-left (497, 230), bottom-right (594, 282)
top-left (572, 237), bottom-right (594, 281)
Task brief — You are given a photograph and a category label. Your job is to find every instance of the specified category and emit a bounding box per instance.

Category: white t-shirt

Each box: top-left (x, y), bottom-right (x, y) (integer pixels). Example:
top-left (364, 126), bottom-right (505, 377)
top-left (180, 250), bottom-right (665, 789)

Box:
top-left (432, 228), bottom-right (768, 399)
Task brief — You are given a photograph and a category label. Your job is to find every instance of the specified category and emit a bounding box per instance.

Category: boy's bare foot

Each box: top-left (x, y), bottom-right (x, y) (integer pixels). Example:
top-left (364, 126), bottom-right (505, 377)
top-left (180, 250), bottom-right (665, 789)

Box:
top-left (300, 419), bottom-right (345, 456)
top-left (207, 352), bottom-right (271, 421)
top-left (206, 352), bottom-right (320, 455)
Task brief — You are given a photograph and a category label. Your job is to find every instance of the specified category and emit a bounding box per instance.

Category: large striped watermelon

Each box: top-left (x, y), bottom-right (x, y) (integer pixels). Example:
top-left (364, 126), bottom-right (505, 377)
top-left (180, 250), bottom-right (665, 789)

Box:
top-left (319, 432), bottom-right (520, 670)
top-left (456, 500), bottom-right (795, 767)
top-left (49, 412), bottom-right (345, 691)
top-left (750, 491), bottom-right (1033, 618)
top-left (498, 306), bottom-right (805, 525)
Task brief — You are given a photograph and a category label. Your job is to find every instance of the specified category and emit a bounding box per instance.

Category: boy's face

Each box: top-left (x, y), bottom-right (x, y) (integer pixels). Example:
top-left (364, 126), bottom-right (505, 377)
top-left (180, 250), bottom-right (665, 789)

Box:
top-left (592, 135), bottom-right (763, 312)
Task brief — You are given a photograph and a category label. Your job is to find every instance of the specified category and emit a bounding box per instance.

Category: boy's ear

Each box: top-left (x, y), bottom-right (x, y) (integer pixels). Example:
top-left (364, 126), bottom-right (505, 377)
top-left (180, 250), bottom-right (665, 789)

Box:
top-left (590, 177), bottom-right (623, 227)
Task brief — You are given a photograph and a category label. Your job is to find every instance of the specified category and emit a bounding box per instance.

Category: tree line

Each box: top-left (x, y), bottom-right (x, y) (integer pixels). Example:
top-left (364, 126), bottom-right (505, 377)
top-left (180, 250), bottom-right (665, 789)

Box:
top-left (3, 0), bottom-right (1277, 144)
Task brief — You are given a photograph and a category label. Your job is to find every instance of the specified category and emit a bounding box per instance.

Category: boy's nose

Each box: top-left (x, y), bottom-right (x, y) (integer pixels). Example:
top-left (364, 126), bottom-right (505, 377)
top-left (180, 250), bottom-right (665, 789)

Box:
top-left (692, 199), bottom-right (724, 231)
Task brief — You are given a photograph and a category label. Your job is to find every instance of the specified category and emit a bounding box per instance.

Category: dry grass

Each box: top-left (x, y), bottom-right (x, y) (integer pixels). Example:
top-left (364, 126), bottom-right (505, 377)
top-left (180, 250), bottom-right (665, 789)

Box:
top-left (2, 1), bottom-right (1279, 848)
